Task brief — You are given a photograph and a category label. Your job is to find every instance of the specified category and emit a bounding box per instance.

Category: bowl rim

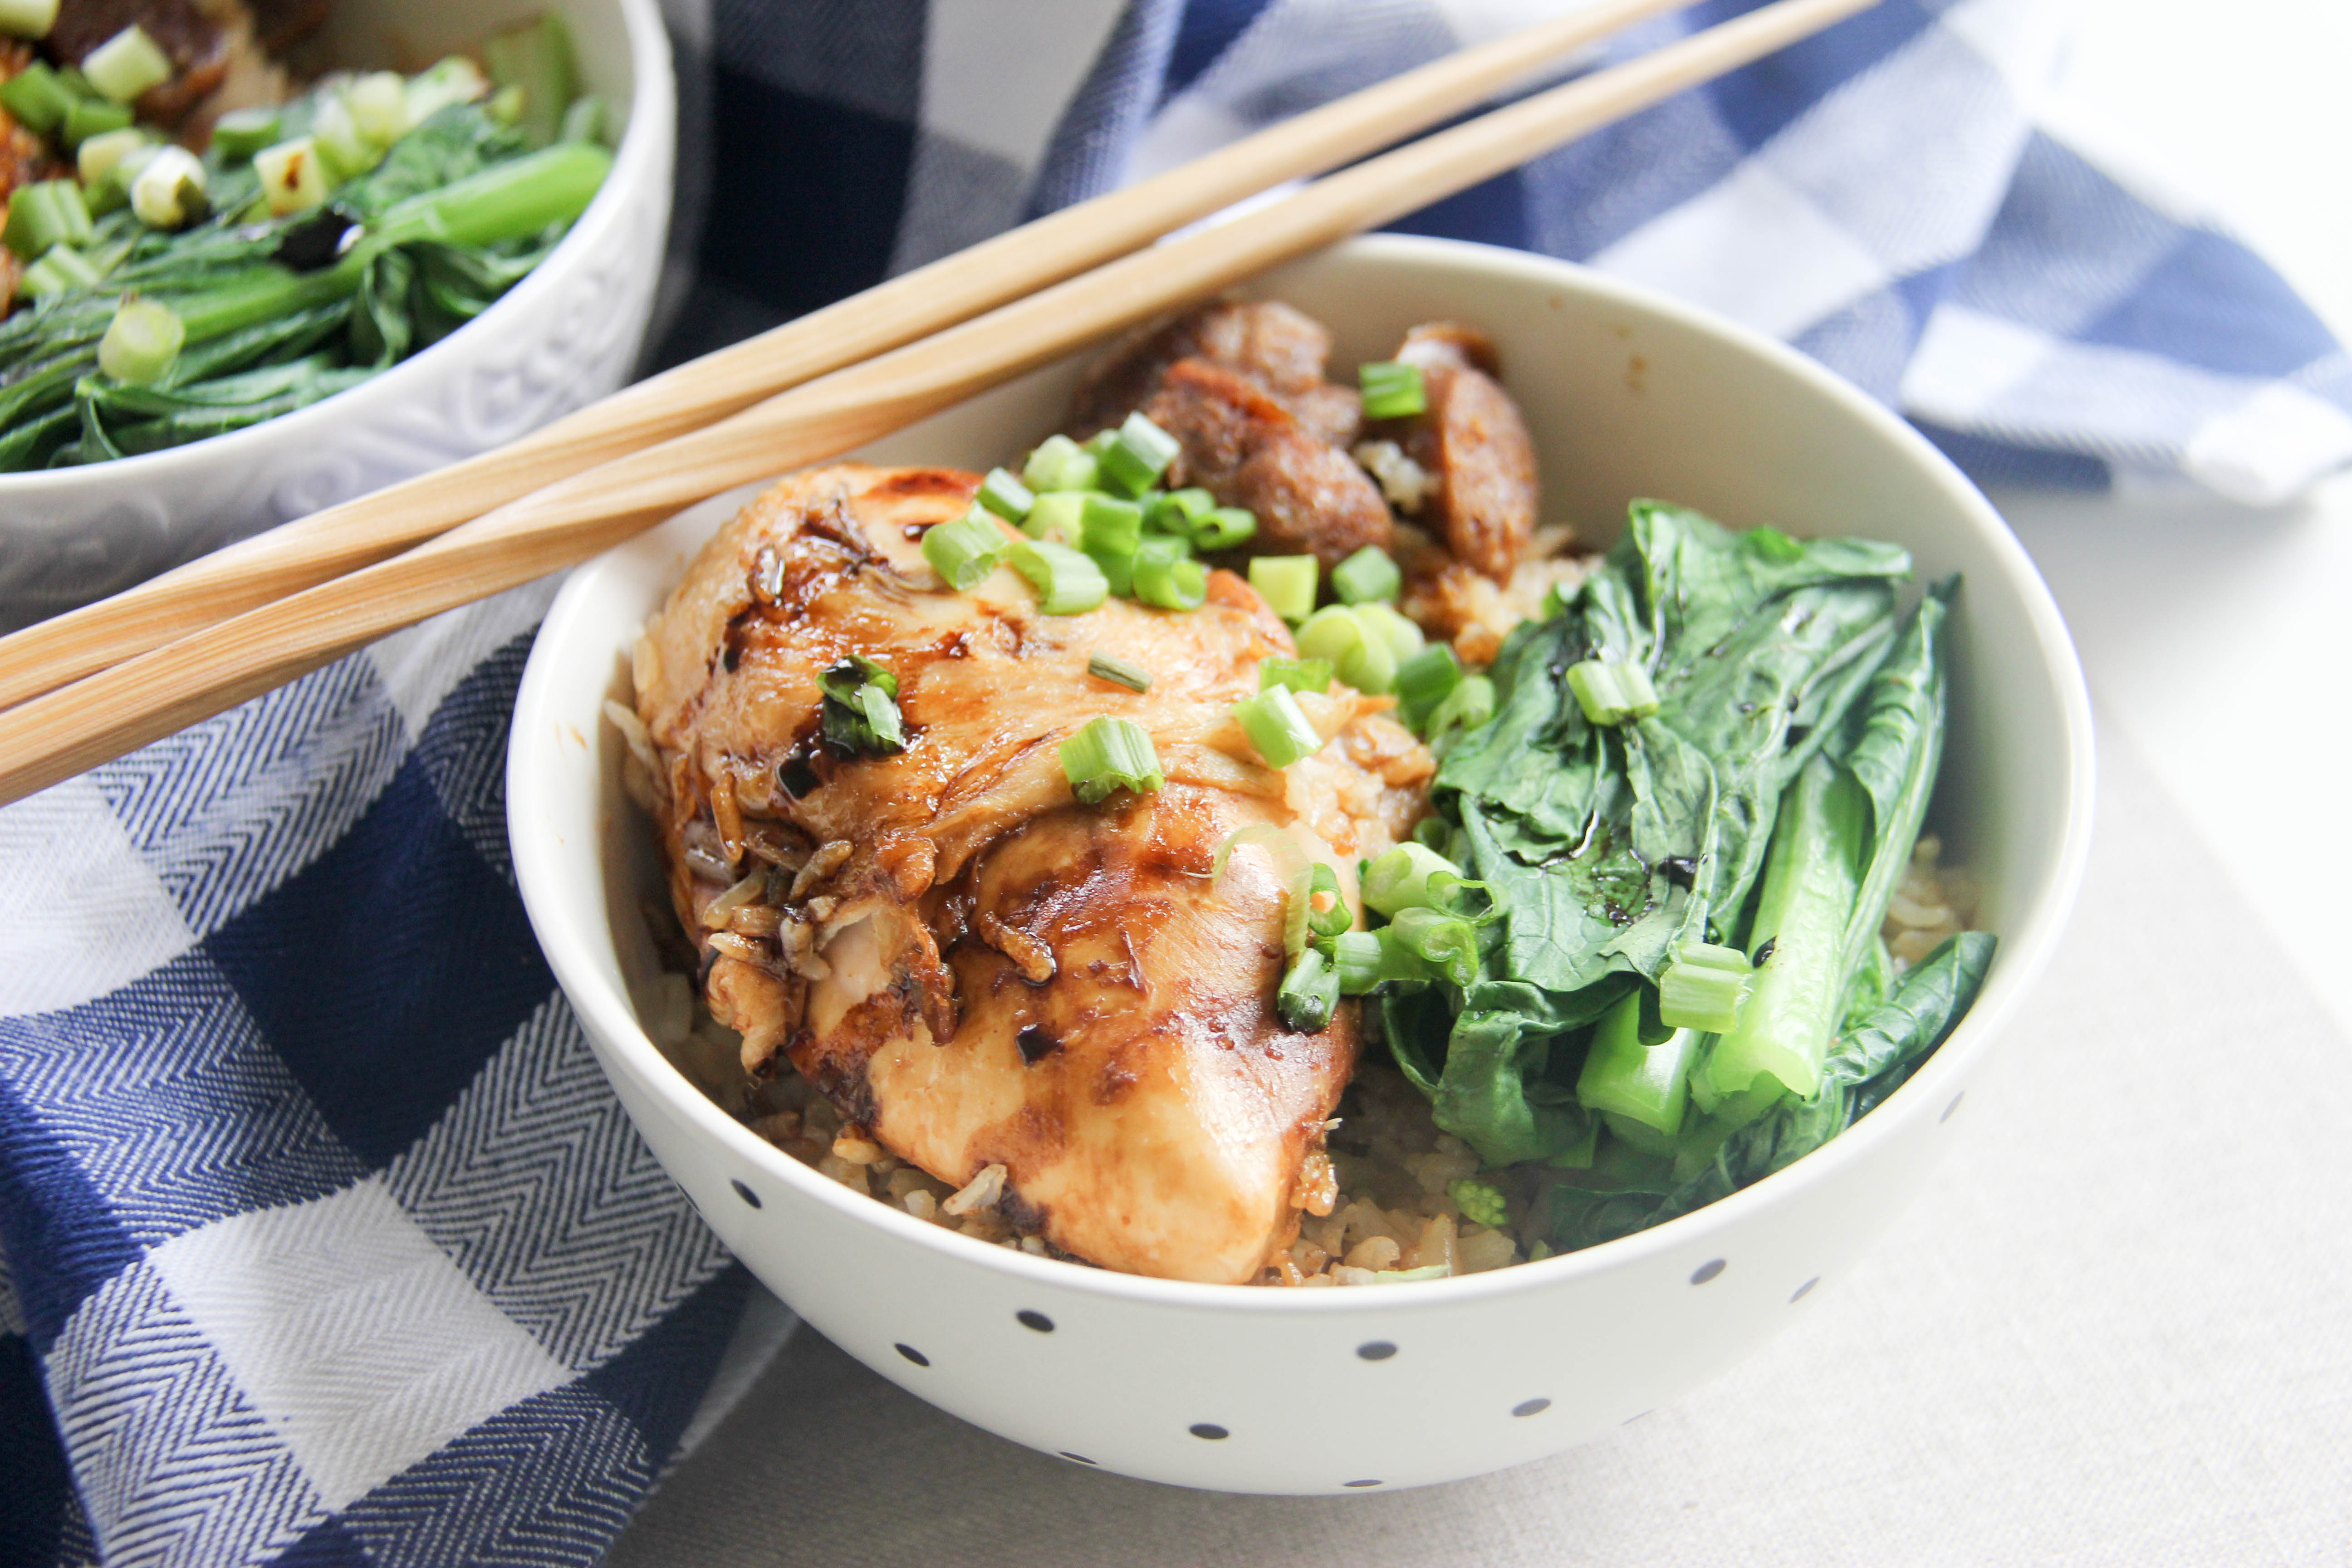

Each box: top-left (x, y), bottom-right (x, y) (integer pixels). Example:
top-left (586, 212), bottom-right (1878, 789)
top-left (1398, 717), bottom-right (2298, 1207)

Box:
top-left (510, 231), bottom-right (2098, 1314)
top-left (0, 0), bottom-right (673, 500)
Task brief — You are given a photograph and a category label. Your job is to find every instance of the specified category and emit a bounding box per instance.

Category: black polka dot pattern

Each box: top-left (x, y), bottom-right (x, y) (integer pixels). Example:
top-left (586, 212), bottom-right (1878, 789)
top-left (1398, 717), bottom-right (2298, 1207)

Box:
top-left (1343, 1479), bottom-right (1382, 1488)
top-left (1791, 1276), bottom-right (1821, 1302)
top-left (1190, 1423), bottom-right (1229, 1441)
top-left (1017, 1309), bottom-right (1054, 1333)
top-left (1060, 1452), bottom-right (1097, 1465)
top-left (895, 1343), bottom-right (929, 1367)
top-left (1356, 1341), bottom-right (1396, 1361)
top-left (1690, 1258), bottom-right (1726, 1285)
top-left (730, 1179), bottom-right (760, 1208)
top-left (1512, 1398), bottom-right (1550, 1418)
top-left (1941, 1091), bottom-right (1965, 1123)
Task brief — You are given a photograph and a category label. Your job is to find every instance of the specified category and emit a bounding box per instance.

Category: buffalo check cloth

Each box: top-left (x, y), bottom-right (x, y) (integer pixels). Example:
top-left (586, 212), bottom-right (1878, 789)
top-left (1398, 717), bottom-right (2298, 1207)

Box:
top-left (4, 2), bottom-right (2345, 1565)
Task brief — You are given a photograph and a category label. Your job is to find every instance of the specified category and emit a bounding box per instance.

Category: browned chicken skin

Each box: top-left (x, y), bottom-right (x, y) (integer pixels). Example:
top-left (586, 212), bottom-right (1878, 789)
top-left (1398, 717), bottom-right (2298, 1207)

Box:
top-left (637, 465), bottom-right (1431, 1284)
top-left (1387, 323), bottom-right (1539, 582)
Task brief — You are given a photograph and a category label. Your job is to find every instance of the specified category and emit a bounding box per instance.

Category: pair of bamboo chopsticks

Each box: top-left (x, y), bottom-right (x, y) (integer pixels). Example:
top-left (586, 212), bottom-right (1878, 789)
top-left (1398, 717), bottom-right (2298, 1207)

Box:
top-left (0, 0), bottom-right (1877, 808)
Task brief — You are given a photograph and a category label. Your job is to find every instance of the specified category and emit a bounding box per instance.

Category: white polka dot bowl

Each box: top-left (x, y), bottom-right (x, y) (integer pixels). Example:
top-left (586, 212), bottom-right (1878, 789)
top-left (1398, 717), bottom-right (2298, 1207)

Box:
top-left (0, 0), bottom-right (673, 632)
top-left (507, 234), bottom-right (2095, 1494)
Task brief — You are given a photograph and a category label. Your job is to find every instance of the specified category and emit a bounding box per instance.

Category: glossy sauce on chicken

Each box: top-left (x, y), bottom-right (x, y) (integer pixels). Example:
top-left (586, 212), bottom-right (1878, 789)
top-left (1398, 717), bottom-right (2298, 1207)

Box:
top-left (636, 464), bottom-right (1431, 1284)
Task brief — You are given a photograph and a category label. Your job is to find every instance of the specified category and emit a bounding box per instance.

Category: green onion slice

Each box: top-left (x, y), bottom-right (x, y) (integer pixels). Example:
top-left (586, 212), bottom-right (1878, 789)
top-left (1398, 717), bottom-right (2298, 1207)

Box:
top-left (61, 96), bottom-right (132, 150)
top-left (97, 296), bottom-right (183, 384)
top-left (1298, 862), bottom-right (1352, 941)
top-left (1328, 931), bottom-right (1384, 995)
top-left (1331, 544), bottom-right (1402, 605)
top-left (1191, 505), bottom-right (1257, 551)
top-left (1247, 554), bottom-right (1318, 623)
top-left (818, 655), bottom-right (905, 757)
top-left (0, 62), bottom-right (71, 133)
top-left (1386, 906), bottom-right (1480, 988)
top-left (1147, 487), bottom-right (1214, 534)
top-left (1022, 490), bottom-right (1084, 544)
top-left (1276, 946), bottom-right (1341, 1033)
top-left (1085, 652), bottom-right (1152, 693)
top-left (1394, 644), bottom-right (1462, 731)
top-left (18, 241), bottom-right (101, 299)
top-left (1077, 493), bottom-right (1143, 558)
top-left (1259, 657), bottom-right (1332, 696)
top-left (0, 0), bottom-right (57, 37)
top-left (1132, 538), bottom-right (1205, 611)
top-left (1423, 673), bottom-right (1494, 750)
top-left (1233, 684), bottom-right (1325, 769)
top-left (83, 23), bottom-right (172, 103)
top-left (1362, 841), bottom-right (1464, 917)
top-left (3, 179), bottom-right (92, 260)
top-left (976, 467), bottom-right (1035, 522)
top-left (921, 506), bottom-right (1011, 590)
top-left (1566, 659), bottom-right (1661, 726)
top-left (1097, 411), bottom-right (1181, 498)
top-left (1022, 433), bottom-right (1099, 494)
top-left (1657, 941), bottom-right (1751, 1034)
top-left (1060, 716), bottom-right (1164, 804)
top-left (1010, 538), bottom-right (1109, 615)
top-left (1359, 359), bottom-right (1427, 421)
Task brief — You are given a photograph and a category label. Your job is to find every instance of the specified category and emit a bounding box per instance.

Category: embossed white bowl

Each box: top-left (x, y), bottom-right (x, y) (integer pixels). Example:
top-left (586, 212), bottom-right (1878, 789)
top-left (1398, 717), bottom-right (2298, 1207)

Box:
top-left (0, 0), bottom-right (673, 631)
top-left (509, 236), bottom-right (2095, 1495)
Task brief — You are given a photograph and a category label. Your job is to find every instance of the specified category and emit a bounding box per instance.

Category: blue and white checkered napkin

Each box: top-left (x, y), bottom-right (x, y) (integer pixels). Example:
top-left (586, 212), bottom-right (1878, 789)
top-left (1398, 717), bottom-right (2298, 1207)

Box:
top-left (4, 2), bottom-right (2342, 1563)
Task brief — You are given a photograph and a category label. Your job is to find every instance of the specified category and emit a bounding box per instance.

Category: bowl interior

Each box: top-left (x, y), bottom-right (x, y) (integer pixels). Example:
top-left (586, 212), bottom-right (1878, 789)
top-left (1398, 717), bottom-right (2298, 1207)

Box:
top-left (513, 234), bottom-right (2094, 1307)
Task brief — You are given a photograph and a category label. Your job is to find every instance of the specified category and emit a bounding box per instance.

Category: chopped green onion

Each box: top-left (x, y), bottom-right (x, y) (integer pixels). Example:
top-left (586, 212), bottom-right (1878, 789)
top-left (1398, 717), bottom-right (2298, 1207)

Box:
top-left (1148, 487), bottom-right (1213, 534)
top-left (1356, 602), bottom-right (1425, 662)
top-left (922, 506), bottom-right (1012, 590)
top-left (1233, 685), bottom-right (1325, 769)
top-left (1385, 906), bottom-right (1480, 987)
top-left (347, 71), bottom-right (412, 147)
top-left (1191, 505), bottom-right (1257, 550)
top-left (129, 145), bottom-right (207, 230)
top-left (405, 56), bottom-right (489, 124)
top-left (18, 241), bottom-right (101, 299)
top-left (1247, 554), bottom-right (1318, 623)
top-left (1083, 427), bottom-right (1119, 456)
top-left (1010, 539), bottom-right (1109, 615)
top-left (1077, 493), bottom-right (1143, 557)
top-left (976, 467), bottom-right (1034, 522)
top-left (1085, 653), bottom-right (1152, 693)
top-left (1087, 544), bottom-right (1134, 598)
top-left (1060, 715), bottom-right (1163, 804)
top-left (1657, 941), bottom-right (1753, 1034)
top-left (1276, 946), bottom-right (1340, 1033)
top-left (1259, 657), bottom-right (1332, 696)
top-left (253, 137), bottom-right (329, 216)
top-left (0, 0), bottom-right (59, 40)
top-left (60, 97), bottom-right (131, 150)
top-left (1362, 842), bottom-right (1464, 917)
top-left (487, 83), bottom-right (526, 126)
top-left (1566, 659), bottom-right (1661, 726)
top-left (1132, 538), bottom-right (1206, 611)
top-left (0, 61), bottom-right (72, 132)
top-left (818, 655), bottom-right (903, 757)
top-left (97, 296), bottom-right (184, 384)
top-left (1097, 411), bottom-right (1181, 497)
top-left (1298, 862), bottom-right (1352, 941)
top-left (559, 93), bottom-right (608, 145)
top-left (4, 179), bottom-right (92, 258)
top-left (1297, 605), bottom-right (1394, 695)
top-left (1394, 644), bottom-right (1462, 730)
top-left (1331, 545), bottom-right (1401, 605)
top-left (210, 108), bottom-right (281, 160)
top-left (1449, 1178), bottom-right (1509, 1228)
top-left (1022, 490), bottom-right (1084, 544)
top-left (1369, 1263), bottom-right (1451, 1284)
top-left (1328, 931), bottom-right (1384, 994)
top-left (310, 94), bottom-right (383, 181)
top-left (77, 125), bottom-right (149, 186)
top-left (1359, 359), bottom-right (1426, 420)
top-left (1423, 674), bottom-right (1494, 750)
top-left (1022, 433), bottom-right (1098, 493)
top-left (83, 24), bottom-right (172, 103)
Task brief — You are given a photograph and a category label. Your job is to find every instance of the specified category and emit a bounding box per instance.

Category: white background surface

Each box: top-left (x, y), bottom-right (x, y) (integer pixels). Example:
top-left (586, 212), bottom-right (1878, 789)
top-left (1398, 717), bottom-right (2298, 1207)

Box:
top-left (613, 1), bottom-right (2352, 1559)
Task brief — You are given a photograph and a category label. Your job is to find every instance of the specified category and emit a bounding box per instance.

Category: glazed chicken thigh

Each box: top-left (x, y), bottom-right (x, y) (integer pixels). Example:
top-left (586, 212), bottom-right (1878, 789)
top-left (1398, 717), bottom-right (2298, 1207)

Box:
top-left (635, 465), bottom-right (1431, 1284)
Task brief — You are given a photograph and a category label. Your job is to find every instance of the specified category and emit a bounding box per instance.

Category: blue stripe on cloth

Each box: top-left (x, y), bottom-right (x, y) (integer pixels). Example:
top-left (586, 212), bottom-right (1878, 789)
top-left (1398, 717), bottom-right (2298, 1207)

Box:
top-left (0, 1075), bottom-right (140, 1351)
top-left (1027, 0), bottom-right (1186, 220)
top-left (408, 636), bottom-right (536, 887)
top-left (205, 759), bottom-right (555, 1170)
top-left (0, 1328), bottom-right (77, 1567)
top-left (1161, 0), bottom-right (1270, 103)
top-left (1914, 418), bottom-right (2112, 490)
top-left (581, 1264), bottom-right (755, 1465)
top-left (273, 1519), bottom-right (372, 1568)
top-left (0, 953), bottom-right (364, 1249)
top-left (2076, 226), bottom-right (2339, 380)
top-left (1692, 0), bottom-right (1942, 152)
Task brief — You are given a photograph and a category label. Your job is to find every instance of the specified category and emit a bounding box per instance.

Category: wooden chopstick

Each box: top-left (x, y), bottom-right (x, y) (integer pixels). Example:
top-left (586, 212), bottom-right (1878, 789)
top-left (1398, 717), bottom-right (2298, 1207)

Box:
top-left (0, 0), bottom-right (1878, 808)
top-left (0, 0), bottom-right (1694, 713)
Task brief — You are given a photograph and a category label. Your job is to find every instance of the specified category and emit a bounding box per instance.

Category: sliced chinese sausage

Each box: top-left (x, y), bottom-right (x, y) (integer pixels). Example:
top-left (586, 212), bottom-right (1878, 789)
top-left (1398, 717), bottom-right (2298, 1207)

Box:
top-left (1392, 323), bottom-right (1539, 582)
top-left (1069, 299), bottom-right (1362, 449)
top-left (1143, 359), bottom-right (1392, 570)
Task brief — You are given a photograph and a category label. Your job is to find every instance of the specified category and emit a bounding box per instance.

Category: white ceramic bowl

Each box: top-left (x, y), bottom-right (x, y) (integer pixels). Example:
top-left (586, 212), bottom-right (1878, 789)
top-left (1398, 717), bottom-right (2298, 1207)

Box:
top-left (509, 235), bottom-right (2095, 1495)
top-left (0, 0), bottom-right (674, 631)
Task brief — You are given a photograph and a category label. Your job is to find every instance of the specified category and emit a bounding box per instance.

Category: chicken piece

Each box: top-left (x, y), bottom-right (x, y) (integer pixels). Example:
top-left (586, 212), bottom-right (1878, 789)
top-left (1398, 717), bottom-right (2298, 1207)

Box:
top-left (48, 0), bottom-right (228, 124)
top-left (637, 464), bottom-right (1430, 1284)
top-left (1143, 359), bottom-right (1392, 571)
top-left (1383, 323), bottom-right (1540, 582)
top-left (1070, 299), bottom-right (1362, 449)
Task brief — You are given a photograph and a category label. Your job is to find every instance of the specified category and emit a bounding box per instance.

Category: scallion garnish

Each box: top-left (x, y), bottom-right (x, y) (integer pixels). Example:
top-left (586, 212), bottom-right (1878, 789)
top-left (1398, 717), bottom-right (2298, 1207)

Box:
top-left (61, 97), bottom-right (131, 150)
top-left (1259, 657), bottom-right (1332, 696)
top-left (0, 0), bottom-right (59, 45)
top-left (1298, 862), bottom-right (1352, 941)
top-left (818, 656), bottom-right (905, 757)
top-left (1658, 941), bottom-right (1751, 1034)
top-left (1010, 538), bottom-right (1109, 615)
top-left (1023, 490), bottom-right (1084, 544)
top-left (1384, 906), bottom-right (1481, 987)
top-left (1098, 411), bottom-right (1181, 498)
top-left (1085, 653), bottom-right (1153, 692)
top-left (129, 146), bottom-right (207, 230)
top-left (1246, 554), bottom-right (1317, 623)
top-left (1297, 605), bottom-right (1393, 695)
top-left (1022, 433), bottom-right (1098, 494)
top-left (921, 506), bottom-right (1011, 590)
top-left (1422, 673), bottom-right (1494, 751)
top-left (75, 125), bottom-right (148, 187)
top-left (1060, 715), bottom-right (1163, 804)
top-left (1359, 359), bottom-right (1427, 421)
top-left (18, 242), bottom-right (100, 299)
top-left (0, 60), bottom-right (71, 131)
top-left (3, 179), bottom-right (91, 259)
top-left (97, 296), bottom-right (183, 384)
top-left (1566, 659), bottom-right (1661, 725)
top-left (1132, 536), bottom-right (1205, 611)
top-left (1233, 685), bottom-right (1324, 769)
top-left (1331, 544), bottom-right (1401, 604)
top-left (1328, 931), bottom-right (1384, 995)
top-left (1148, 487), bottom-right (1214, 534)
top-left (211, 107), bottom-right (283, 160)
top-left (1077, 493), bottom-right (1143, 557)
top-left (1362, 841), bottom-right (1464, 917)
top-left (83, 23), bottom-right (172, 103)
top-left (976, 466), bottom-right (1035, 522)
top-left (1191, 505), bottom-right (1257, 550)
top-left (1394, 644), bottom-right (1462, 731)
top-left (254, 137), bottom-right (328, 216)
top-left (1276, 946), bottom-right (1341, 1033)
